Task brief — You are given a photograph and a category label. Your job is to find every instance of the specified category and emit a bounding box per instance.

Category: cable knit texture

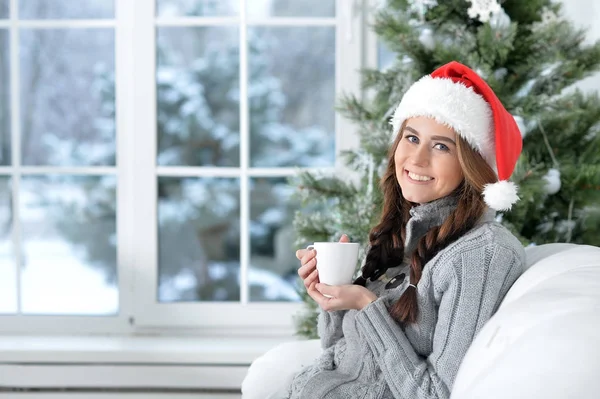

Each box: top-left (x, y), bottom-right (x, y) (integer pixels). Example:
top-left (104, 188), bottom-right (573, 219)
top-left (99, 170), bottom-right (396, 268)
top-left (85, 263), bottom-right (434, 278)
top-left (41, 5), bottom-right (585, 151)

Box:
top-left (287, 196), bottom-right (525, 399)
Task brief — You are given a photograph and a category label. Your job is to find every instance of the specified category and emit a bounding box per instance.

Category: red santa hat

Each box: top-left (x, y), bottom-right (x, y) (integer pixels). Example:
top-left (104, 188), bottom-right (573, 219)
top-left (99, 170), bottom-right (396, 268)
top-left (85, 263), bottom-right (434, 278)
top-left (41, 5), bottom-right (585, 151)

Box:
top-left (390, 61), bottom-right (523, 211)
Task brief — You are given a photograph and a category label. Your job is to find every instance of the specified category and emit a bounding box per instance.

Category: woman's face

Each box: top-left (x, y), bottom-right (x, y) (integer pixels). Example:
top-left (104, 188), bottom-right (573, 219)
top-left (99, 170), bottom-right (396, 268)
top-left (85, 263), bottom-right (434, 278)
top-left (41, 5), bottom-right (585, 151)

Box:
top-left (394, 116), bottom-right (464, 204)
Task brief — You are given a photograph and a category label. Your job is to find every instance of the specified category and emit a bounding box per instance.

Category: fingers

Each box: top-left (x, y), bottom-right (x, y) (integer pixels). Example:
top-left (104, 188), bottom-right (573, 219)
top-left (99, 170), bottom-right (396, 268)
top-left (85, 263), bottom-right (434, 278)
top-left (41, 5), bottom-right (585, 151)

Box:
top-left (308, 282), bottom-right (338, 312)
top-left (303, 269), bottom-right (319, 290)
top-left (307, 280), bottom-right (326, 305)
top-left (316, 283), bottom-right (340, 299)
top-left (339, 234), bottom-right (349, 243)
top-left (295, 248), bottom-right (307, 260)
top-left (297, 250), bottom-right (316, 279)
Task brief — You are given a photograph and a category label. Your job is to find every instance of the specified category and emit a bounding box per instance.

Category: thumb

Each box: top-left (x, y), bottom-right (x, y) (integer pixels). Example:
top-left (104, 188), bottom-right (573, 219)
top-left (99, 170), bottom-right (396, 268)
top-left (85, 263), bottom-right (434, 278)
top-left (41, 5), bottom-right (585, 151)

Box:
top-left (339, 234), bottom-right (350, 243)
top-left (316, 283), bottom-right (334, 296)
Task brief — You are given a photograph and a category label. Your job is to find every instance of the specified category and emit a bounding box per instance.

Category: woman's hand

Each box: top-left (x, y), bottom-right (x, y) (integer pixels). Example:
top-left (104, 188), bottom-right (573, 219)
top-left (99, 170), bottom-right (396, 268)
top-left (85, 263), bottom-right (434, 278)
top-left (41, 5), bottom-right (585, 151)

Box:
top-left (296, 234), bottom-right (350, 293)
top-left (312, 283), bottom-right (377, 311)
top-left (296, 234), bottom-right (377, 311)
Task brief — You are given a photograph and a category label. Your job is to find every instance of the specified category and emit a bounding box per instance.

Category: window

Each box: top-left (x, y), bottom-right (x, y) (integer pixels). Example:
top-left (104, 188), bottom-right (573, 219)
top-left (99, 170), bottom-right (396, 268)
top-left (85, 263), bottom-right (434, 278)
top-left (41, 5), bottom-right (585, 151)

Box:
top-left (0, 0), bottom-right (363, 335)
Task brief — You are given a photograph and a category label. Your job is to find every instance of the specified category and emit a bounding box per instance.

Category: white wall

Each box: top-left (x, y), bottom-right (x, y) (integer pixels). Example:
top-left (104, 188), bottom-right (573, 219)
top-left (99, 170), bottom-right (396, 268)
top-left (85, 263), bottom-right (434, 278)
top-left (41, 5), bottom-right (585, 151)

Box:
top-left (560, 0), bottom-right (600, 92)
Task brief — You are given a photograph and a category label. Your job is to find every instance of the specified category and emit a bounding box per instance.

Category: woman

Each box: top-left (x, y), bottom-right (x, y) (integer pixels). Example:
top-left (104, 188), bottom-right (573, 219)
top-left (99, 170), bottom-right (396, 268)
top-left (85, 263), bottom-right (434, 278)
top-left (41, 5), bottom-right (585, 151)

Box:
top-left (243, 61), bottom-right (526, 399)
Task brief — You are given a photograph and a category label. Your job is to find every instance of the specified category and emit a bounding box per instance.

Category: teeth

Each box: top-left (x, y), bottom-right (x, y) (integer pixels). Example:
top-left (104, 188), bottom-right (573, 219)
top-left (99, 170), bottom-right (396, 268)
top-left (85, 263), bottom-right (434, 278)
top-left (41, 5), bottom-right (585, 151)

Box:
top-left (408, 171), bottom-right (433, 181)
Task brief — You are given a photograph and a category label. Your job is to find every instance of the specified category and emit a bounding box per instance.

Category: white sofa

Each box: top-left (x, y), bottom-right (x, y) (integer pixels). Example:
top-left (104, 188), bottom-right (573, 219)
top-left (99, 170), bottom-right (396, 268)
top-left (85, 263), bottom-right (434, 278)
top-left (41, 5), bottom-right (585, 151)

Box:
top-left (452, 243), bottom-right (600, 399)
top-left (242, 243), bottom-right (600, 399)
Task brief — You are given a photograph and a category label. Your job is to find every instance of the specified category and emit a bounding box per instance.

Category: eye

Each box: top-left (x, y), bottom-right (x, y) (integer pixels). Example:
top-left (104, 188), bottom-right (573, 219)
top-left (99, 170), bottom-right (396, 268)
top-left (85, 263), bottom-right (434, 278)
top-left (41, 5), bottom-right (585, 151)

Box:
top-left (405, 135), bottom-right (419, 144)
top-left (434, 143), bottom-right (450, 152)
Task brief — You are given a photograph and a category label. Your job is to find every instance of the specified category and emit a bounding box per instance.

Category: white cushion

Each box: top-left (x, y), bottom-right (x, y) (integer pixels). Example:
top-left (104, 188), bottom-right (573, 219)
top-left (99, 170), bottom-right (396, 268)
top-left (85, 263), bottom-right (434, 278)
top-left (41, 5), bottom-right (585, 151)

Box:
top-left (451, 244), bottom-right (600, 399)
top-left (241, 339), bottom-right (322, 399)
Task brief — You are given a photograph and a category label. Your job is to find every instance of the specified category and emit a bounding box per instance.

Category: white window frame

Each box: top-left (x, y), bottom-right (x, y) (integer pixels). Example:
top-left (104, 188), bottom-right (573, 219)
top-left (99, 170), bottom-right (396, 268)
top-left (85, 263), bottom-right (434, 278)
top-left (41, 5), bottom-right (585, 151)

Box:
top-left (0, 0), bottom-right (366, 336)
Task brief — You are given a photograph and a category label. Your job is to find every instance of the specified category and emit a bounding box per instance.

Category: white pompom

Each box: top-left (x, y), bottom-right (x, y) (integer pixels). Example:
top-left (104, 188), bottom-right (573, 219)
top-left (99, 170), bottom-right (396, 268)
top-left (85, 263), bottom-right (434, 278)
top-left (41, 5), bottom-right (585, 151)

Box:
top-left (483, 180), bottom-right (519, 211)
top-left (543, 168), bottom-right (561, 195)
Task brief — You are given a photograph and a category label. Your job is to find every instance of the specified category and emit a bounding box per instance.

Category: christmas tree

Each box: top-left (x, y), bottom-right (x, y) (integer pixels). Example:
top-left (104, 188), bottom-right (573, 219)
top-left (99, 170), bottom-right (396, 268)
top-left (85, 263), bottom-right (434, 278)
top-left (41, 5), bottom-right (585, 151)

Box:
top-left (292, 0), bottom-right (600, 339)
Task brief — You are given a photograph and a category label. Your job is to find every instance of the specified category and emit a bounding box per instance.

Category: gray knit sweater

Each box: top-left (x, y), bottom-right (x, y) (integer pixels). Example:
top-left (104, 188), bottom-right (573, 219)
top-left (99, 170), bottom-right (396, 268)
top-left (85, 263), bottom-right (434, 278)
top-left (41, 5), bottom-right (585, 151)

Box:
top-left (287, 196), bottom-right (525, 399)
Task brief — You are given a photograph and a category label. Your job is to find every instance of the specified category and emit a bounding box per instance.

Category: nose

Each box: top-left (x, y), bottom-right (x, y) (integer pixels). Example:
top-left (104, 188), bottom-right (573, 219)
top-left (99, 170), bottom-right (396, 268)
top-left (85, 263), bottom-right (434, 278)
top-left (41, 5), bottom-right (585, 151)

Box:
top-left (409, 144), bottom-right (430, 167)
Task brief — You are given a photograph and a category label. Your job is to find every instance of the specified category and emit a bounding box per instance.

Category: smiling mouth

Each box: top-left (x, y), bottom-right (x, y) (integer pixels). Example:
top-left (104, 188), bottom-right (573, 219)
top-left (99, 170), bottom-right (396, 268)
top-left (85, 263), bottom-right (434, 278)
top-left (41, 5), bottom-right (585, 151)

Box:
top-left (405, 170), bottom-right (434, 182)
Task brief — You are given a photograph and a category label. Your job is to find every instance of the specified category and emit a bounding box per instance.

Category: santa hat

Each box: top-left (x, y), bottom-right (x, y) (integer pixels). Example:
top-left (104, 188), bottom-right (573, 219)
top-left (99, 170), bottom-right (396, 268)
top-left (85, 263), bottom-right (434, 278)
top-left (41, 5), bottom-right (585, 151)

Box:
top-left (390, 61), bottom-right (523, 211)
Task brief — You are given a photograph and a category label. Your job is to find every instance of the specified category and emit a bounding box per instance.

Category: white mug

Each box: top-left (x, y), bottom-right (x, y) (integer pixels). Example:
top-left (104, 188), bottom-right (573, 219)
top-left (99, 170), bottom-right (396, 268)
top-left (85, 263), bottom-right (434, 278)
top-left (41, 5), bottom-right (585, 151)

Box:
top-left (307, 242), bottom-right (360, 286)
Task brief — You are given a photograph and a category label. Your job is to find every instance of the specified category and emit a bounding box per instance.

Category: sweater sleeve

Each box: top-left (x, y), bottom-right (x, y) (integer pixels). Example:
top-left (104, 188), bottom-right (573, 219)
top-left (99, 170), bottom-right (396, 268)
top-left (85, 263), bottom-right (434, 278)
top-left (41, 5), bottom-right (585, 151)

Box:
top-left (317, 309), bottom-right (347, 349)
top-left (354, 242), bottom-right (522, 399)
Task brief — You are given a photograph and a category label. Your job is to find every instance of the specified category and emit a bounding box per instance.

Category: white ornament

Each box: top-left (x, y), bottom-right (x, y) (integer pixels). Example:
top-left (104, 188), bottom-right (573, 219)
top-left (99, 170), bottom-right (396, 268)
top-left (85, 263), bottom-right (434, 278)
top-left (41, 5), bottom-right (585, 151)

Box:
top-left (543, 168), bottom-right (561, 195)
top-left (513, 115), bottom-right (527, 138)
top-left (467, 0), bottom-right (502, 23)
top-left (418, 27), bottom-right (435, 50)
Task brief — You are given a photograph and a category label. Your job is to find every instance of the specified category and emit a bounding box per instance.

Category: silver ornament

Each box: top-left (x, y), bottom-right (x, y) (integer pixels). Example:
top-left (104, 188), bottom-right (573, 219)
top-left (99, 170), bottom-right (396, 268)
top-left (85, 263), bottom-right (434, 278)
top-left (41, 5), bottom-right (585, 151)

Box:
top-left (543, 168), bottom-right (561, 195)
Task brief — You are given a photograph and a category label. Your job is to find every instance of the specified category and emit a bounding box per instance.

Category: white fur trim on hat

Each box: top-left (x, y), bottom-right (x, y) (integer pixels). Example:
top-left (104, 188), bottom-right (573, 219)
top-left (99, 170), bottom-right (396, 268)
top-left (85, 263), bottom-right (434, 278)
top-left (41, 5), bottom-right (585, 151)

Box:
top-left (483, 180), bottom-right (519, 211)
top-left (391, 75), bottom-right (496, 167)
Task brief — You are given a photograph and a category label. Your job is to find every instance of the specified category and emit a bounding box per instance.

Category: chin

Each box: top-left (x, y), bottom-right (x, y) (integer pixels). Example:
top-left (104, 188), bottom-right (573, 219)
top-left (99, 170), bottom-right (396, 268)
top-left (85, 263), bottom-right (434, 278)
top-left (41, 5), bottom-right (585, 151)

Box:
top-left (401, 190), bottom-right (428, 204)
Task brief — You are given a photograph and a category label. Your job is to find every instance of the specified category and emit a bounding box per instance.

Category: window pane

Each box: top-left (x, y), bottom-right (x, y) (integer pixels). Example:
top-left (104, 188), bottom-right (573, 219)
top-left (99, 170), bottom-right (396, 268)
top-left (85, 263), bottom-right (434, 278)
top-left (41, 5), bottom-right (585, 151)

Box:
top-left (0, 177), bottom-right (15, 313)
top-left (378, 41), bottom-right (395, 71)
top-left (249, 177), bottom-right (300, 302)
top-left (20, 175), bottom-right (118, 315)
top-left (20, 29), bottom-right (115, 166)
top-left (0, 1), bottom-right (8, 19)
top-left (248, 27), bottom-right (335, 167)
top-left (0, 30), bottom-right (9, 166)
top-left (248, 0), bottom-right (335, 18)
top-left (158, 177), bottom-right (240, 302)
top-left (157, 27), bottom-right (240, 167)
top-left (157, 0), bottom-right (238, 17)
top-left (19, 1), bottom-right (114, 19)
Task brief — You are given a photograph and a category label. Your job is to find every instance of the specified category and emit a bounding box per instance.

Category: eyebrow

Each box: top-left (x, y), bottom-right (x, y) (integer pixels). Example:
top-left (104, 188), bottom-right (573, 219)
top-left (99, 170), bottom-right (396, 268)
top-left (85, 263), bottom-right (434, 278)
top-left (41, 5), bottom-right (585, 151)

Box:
top-left (403, 126), bottom-right (457, 145)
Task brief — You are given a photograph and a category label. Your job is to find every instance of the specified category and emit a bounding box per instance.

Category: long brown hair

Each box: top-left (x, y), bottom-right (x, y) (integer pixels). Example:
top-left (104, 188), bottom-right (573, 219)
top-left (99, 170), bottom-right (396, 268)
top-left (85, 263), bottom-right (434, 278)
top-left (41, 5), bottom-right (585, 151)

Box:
top-left (356, 123), bottom-right (498, 324)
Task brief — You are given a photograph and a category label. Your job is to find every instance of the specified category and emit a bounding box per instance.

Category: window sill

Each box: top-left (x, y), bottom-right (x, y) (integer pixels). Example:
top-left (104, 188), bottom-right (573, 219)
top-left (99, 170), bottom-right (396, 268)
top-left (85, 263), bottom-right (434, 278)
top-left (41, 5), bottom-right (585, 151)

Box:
top-left (0, 334), bottom-right (291, 364)
top-left (0, 335), bottom-right (295, 391)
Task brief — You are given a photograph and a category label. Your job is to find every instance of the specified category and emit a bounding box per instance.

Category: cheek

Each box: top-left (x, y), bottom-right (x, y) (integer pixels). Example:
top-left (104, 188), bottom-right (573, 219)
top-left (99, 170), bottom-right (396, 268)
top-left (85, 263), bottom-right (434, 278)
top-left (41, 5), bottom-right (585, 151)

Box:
top-left (394, 143), bottom-right (406, 165)
top-left (437, 158), bottom-right (463, 186)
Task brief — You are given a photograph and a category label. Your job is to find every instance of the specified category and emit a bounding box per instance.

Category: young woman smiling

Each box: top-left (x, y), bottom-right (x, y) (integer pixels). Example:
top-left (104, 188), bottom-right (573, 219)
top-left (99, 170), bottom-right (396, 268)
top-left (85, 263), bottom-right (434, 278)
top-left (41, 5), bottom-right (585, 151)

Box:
top-left (242, 61), bottom-right (526, 399)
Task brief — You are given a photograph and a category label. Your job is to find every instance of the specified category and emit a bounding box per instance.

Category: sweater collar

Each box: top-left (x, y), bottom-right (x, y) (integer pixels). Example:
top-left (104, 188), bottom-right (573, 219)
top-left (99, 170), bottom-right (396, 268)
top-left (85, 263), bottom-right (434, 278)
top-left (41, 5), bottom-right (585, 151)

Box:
top-left (404, 195), bottom-right (459, 255)
top-left (403, 195), bottom-right (496, 255)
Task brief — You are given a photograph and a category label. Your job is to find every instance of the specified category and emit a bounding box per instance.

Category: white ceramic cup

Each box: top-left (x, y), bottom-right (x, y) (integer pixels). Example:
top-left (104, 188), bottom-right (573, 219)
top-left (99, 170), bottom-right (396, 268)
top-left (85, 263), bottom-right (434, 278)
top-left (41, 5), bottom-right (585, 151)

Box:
top-left (307, 242), bottom-right (360, 286)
